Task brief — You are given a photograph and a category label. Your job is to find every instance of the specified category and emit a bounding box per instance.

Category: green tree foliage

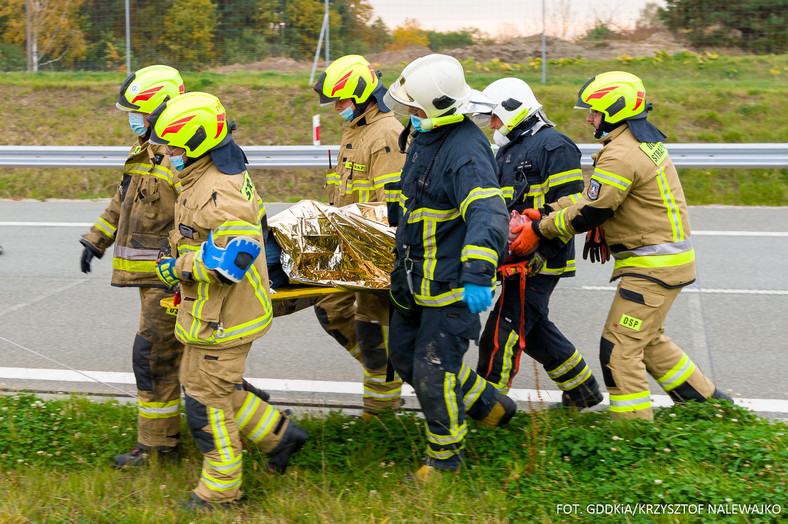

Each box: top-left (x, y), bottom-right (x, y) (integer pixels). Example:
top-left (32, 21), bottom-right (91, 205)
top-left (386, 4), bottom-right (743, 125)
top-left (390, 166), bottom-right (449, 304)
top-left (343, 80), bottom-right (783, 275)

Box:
top-left (387, 18), bottom-right (428, 50)
top-left (162, 0), bottom-right (218, 69)
top-left (658, 0), bottom-right (788, 53)
top-left (425, 28), bottom-right (481, 52)
top-left (0, 0), bottom-right (88, 71)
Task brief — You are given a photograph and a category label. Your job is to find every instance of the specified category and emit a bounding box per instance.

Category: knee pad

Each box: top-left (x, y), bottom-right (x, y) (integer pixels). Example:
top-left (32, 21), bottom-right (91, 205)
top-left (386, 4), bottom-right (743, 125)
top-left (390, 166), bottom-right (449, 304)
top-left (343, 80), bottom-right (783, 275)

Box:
top-left (599, 337), bottom-right (616, 388)
top-left (356, 321), bottom-right (387, 369)
top-left (314, 306), bottom-right (351, 347)
top-left (132, 334), bottom-right (153, 391)
top-left (184, 395), bottom-right (215, 454)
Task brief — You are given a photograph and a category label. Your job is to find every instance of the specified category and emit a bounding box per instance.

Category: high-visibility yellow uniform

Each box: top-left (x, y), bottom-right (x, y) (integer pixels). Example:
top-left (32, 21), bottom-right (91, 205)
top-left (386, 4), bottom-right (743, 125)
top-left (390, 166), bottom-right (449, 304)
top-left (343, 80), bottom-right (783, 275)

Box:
top-left (169, 154), bottom-right (295, 503)
top-left (317, 104), bottom-right (405, 413)
top-left (81, 138), bottom-right (183, 449)
top-left (538, 124), bottom-right (729, 420)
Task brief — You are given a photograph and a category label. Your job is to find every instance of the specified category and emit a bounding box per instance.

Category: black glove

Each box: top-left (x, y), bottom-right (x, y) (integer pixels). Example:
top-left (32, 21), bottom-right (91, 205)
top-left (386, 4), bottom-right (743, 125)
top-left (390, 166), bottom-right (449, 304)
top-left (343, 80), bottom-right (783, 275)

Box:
top-left (79, 239), bottom-right (102, 273)
top-left (582, 226), bottom-right (609, 264)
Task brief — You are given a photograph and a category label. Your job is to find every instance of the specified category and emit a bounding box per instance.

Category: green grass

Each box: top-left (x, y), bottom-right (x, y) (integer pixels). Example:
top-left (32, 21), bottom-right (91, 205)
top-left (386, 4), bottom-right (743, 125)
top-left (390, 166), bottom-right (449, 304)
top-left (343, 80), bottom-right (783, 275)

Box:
top-left (0, 393), bottom-right (786, 522)
top-left (2, 53), bottom-right (788, 204)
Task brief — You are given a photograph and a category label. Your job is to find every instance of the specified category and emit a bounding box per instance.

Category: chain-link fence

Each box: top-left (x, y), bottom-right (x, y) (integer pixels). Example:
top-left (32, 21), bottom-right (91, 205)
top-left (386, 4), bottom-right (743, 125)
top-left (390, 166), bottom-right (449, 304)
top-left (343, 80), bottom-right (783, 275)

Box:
top-left (0, 0), bottom-right (786, 73)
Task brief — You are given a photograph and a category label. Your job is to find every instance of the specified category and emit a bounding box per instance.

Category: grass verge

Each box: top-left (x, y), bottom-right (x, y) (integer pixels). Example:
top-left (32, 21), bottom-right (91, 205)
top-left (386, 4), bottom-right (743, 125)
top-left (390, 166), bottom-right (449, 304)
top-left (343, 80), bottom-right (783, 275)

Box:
top-left (2, 54), bottom-right (787, 205)
top-left (0, 393), bottom-right (785, 522)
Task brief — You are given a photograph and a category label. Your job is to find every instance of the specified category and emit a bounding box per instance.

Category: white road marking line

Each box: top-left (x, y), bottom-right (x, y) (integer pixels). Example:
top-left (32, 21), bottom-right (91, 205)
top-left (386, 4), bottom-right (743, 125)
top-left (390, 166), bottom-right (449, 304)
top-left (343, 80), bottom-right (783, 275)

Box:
top-left (694, 230), bottom-right (788, 237)
top-left (3, 222), bottom-right (788, 237)
top-left (2, 367), bottom-right (787, 414)
top-left (0, 221), bottom-right (92, 227)
top-left (579, 286), bottom-right (788, 295)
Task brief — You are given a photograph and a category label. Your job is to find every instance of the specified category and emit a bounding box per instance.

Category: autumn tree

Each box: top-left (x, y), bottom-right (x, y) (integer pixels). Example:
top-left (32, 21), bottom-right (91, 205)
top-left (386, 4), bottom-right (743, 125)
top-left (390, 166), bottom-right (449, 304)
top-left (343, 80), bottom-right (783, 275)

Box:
top-left (162, 0), bottom-right (218, 69)
top-left (387, 18), bottom-right (428, 51)
top-left (658, 0), bottom-right (788, 53)
top-left (0, 0), bottom-right (88, 71)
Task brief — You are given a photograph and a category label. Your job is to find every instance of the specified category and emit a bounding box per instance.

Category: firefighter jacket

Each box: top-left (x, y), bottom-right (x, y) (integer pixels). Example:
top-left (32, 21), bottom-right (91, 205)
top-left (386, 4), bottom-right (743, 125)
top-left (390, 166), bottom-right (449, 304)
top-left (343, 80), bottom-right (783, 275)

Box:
top-left (388, 117), bottom-right (509, 307)
top-left (326, 105), bottom-right (404, 207)
top-left (169, 155), bottom-right (273, 349)
top-left (498, 122), bottom-right (584, 277)
top-left (82, 137), bottom-right (180, 287)
top-left (538, 124), bottom-right (695, 288)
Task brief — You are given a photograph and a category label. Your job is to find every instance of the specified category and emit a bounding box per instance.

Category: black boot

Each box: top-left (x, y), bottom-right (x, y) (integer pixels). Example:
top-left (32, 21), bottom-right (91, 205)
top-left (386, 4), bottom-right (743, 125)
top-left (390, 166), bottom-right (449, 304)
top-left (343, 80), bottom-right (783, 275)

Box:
top-left (113, 444), bottom-right (179, 468)
top-left (477, 391), bottom-right (517, 427)
top-left (243, 379), bottom-right (270, 402)
top-left (179, 493), bottom-right (236, 512)
top-left (561, 382), bottom-right (604, 409)
top-left (267, 422), bottom-right (308, 474)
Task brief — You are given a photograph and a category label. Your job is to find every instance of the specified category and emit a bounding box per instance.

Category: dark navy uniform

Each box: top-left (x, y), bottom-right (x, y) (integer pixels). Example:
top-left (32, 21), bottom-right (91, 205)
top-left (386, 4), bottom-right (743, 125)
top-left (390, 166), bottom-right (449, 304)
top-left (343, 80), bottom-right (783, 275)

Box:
top-left (386, 117), bottom-right (510, 470)
top-left (477, 120), bottom-right (603, 407)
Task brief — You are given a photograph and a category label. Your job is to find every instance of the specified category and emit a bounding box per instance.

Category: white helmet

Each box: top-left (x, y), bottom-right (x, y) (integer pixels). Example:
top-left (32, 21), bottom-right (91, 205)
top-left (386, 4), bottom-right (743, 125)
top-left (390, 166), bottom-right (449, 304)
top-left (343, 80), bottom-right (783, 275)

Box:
top-left (482, 78), bottom-right (543, 137)
top-left (384, 54), bottom-right (472, 130)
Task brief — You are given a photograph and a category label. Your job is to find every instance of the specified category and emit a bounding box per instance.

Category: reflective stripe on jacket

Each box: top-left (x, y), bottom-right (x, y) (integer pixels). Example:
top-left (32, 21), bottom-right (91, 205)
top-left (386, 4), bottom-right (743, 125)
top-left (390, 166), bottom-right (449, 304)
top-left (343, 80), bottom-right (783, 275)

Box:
top-left (497, 123), bottom-right (583, 277)
top-left (388, 117), bottom-right (509, 307)
top-left (170, 155), bottom-right (272, 348)
top-left (326, 105), bottom-right (404, 207)
top-left (82, 138), bottom-right (180, 287)
top-left (539, 125), bottom-right (695, 288)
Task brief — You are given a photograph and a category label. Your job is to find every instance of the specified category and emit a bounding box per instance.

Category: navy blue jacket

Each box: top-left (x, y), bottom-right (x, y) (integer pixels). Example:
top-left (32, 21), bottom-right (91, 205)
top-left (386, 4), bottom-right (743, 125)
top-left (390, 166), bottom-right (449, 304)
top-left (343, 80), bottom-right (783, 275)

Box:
top-left (387, 117), bottom-right (508, 307)
top-left (497, 121), bottom-right (584, 277)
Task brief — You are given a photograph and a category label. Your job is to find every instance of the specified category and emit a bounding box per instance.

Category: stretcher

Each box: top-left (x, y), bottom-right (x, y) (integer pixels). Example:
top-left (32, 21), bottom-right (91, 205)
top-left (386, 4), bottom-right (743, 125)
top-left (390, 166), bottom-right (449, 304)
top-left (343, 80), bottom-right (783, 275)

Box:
top-left (160, 284), bottom-right (365, 315)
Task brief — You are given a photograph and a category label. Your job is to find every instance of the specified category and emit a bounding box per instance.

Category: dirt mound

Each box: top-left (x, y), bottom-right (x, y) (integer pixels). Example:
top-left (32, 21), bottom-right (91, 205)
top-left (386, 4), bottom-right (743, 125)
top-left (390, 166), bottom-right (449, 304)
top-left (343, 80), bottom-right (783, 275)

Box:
top-left (210, 33), bottom-right (694, 73)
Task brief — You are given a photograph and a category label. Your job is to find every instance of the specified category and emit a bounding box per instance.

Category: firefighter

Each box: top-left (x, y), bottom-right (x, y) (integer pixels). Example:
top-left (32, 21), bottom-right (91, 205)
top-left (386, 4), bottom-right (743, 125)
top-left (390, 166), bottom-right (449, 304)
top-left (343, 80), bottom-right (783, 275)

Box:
top-left (79, 65), bottom-right (186, 467)
top-left (474, 78), bottom-right (603, 409)
top-left (509, 71), bottom-right (732, 420)
top-left (312, 55), bottom-right (405, 418)
top-left (383, 54), bottom-right (517, 479)
top-left (148, 92), bottom-right (307, 509)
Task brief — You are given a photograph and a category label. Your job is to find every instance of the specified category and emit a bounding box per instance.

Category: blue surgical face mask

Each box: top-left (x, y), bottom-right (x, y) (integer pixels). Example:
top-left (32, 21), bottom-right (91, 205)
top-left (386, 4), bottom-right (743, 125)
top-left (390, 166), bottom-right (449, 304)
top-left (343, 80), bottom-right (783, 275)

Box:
top-left (339, 106), bottom-right (355, 121)
top-left (128, 112), bottom-right (147, 136)
top-left (596, 130), bottom-right (609, 139)
top-left (410, 115), bottom-right (430, 133)
top-left (169, 154), bottom-right (185, 172)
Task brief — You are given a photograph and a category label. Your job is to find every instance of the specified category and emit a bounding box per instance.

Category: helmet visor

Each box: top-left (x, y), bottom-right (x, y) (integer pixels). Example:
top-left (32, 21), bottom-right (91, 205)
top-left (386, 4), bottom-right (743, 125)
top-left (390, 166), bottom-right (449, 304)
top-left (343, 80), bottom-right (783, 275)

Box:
top-left (383, 78), bottom-right (420, 117)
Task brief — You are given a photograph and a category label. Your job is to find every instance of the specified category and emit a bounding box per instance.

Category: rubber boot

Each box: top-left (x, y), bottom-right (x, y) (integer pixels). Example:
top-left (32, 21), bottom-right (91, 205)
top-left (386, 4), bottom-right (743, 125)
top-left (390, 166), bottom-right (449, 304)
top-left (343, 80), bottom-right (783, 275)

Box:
top-left (179, 493), bottom-right (236, 512)
top-left (242, 379), bottom-right (270, 402)
top-left (405, 464), bottom-right (459, 483)
top-left (559, 382), bottom-right (604, 410)
top-left (476, 391), bottom-right (517, 428)
top-left (267, 422), bottom-right (308, 474)
top-left (113, 444), bottom-right (179, 468)
top-left (711, 388), bottom-right (733, 402)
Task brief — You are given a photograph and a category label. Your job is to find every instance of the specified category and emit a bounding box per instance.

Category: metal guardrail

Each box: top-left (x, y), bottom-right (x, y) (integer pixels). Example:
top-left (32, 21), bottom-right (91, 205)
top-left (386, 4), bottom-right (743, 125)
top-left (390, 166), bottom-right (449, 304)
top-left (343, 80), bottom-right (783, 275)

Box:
top-left (0, 144), bottom-right (786, 169)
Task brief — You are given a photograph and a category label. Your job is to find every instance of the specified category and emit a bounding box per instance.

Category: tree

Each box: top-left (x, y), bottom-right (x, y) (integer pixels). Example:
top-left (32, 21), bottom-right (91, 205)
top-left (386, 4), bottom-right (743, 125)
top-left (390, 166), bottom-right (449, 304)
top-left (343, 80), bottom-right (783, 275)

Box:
top-left (658, 0), bottom-right (788, 53)
top-left (425, 29), bottom-right (481, 52)
top-left (387, 18), bottom-right (428, 50)
top-left (162, 0), bottom-right (218, 68)
top-left (0, 0), bottom-right (88, 71)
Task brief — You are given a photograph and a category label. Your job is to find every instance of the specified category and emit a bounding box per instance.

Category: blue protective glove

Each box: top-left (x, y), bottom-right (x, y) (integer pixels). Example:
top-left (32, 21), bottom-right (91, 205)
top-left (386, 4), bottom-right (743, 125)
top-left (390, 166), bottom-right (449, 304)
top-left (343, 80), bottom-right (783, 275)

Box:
top-left (463, 282), bottom-right (494, 314)
top-left (156, 257), bottom-right (180, 288)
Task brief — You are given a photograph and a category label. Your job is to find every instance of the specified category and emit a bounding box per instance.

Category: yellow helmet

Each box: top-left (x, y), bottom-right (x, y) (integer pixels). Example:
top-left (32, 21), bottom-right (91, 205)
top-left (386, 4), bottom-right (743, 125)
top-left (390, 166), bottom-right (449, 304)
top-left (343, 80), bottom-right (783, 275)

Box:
top-left (313, 55), bottom-right (380, 105)
top-left (116, 65), bottom-right (185, 114)
top-left (575, 71), bottom-right (647, 124)
top-left (149, 92), bottom-right (230, 158)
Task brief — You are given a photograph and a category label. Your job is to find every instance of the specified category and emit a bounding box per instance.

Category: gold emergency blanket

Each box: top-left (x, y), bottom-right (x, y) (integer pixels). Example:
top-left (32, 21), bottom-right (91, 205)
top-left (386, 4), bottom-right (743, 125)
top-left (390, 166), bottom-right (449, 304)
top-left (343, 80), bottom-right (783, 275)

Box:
top-left (268, 200), bottom-right (394, 290)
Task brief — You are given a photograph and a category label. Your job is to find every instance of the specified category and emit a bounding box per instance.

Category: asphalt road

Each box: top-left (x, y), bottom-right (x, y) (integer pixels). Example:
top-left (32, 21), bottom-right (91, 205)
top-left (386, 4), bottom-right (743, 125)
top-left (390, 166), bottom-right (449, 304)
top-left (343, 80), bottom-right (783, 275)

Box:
top-left (1, 200), bottom-right (787, 416)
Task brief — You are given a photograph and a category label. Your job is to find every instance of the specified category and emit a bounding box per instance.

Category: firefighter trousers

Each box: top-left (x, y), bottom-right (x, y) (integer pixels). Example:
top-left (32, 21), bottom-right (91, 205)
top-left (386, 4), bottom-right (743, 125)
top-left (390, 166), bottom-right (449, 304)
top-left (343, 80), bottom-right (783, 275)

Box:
top-left (314, 292), bottom-right (403, 412)
top-left (601, 276), bottom-right (721, 420)
top-left (389, 304), bottom-right (501, 471)
top-left (477, 275), bottom-right (601, 405)
top-left (133, 287), bottom-right (183, 449)
top-left (180, 342), bottom-right (292, 503)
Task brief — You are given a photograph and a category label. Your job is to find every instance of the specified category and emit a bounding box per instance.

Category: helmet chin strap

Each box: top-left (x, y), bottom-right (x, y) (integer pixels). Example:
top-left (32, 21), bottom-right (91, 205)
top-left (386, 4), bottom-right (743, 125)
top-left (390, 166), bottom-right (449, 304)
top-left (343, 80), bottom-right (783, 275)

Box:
top-left (594, 116), bottom-right (624, 139)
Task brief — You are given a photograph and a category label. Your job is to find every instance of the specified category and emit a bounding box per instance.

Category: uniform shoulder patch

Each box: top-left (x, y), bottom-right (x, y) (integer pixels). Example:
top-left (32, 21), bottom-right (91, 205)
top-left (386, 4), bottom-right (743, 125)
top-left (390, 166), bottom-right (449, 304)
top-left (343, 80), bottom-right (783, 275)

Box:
top-left (639, 142), bottom-right (668, 167)
top-left (587, 179), bottom-right (601, 200)
top-left (241, 171), bottom-right (256, 202)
